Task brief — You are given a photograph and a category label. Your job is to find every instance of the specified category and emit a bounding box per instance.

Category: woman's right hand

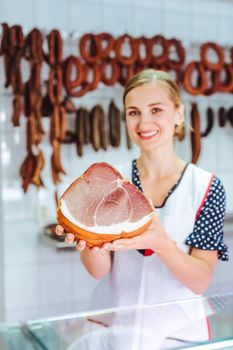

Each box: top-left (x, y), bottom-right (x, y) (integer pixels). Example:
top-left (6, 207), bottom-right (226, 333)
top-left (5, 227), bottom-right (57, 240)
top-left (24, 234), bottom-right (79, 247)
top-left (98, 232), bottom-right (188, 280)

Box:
top-left (55, 224), bottom-right (88, 252)
top-left (55, 225), bottom-right (112, 253)
top-left (56, 225), bottom-right (112, 278)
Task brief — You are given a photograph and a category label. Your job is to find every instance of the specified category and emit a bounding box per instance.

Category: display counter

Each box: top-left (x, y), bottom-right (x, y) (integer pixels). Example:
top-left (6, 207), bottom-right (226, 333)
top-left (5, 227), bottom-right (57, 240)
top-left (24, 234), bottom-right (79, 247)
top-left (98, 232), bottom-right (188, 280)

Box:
top-left (0, 292), bottom-right (233, 350)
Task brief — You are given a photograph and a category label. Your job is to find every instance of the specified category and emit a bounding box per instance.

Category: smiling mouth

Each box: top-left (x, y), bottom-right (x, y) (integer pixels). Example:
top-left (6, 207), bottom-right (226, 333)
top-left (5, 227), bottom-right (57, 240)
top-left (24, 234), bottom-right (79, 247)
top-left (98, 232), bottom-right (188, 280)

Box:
top-left (138, 131), bottom-right (159, 140)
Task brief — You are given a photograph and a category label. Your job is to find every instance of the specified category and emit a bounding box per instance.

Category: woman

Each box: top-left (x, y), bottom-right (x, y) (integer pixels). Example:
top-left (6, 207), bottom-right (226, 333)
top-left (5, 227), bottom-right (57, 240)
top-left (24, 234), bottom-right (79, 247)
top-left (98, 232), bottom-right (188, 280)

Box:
top-left (56, 69), bottom-right (228, 349)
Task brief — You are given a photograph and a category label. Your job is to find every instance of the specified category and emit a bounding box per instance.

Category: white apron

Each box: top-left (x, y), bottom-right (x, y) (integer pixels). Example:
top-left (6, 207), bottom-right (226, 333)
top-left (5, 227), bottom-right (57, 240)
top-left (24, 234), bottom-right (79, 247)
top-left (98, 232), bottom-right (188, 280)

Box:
top-left (75, 162), bottom-right (214, 350)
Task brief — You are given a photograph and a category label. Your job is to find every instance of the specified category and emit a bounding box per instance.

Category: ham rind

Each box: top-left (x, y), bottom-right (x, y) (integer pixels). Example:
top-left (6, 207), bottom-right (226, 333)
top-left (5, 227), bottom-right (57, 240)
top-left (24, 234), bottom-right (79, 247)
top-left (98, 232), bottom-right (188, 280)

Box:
top-left (60, 162), bottom-right (153, 231)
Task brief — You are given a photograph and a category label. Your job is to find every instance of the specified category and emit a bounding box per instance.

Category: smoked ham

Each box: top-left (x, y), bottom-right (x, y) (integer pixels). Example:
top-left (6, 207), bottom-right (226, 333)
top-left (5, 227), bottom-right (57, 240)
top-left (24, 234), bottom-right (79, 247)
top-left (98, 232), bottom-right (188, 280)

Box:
top-left (57, 162), bottom-right (154, 247)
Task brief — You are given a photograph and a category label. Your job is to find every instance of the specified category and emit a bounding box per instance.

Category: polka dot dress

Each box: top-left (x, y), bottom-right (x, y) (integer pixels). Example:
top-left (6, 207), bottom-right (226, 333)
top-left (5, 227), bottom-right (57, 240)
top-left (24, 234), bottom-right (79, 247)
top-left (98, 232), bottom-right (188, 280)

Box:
top-left (185, 176), bottom-right (228, 261)
top-left (132, 159), bottom-right (228, 261)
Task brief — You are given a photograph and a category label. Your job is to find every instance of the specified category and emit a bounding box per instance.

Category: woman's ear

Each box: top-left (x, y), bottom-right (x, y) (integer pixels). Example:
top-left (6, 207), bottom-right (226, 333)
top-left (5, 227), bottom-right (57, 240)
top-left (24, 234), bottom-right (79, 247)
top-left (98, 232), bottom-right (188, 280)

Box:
top-left (175, 104), bottom-right (185, 126)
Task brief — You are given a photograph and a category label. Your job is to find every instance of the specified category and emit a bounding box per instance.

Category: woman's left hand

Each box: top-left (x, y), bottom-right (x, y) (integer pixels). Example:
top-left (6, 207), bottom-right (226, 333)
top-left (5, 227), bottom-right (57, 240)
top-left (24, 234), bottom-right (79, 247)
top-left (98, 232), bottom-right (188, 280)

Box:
top-left (108, 212), bottom-right (170, 252)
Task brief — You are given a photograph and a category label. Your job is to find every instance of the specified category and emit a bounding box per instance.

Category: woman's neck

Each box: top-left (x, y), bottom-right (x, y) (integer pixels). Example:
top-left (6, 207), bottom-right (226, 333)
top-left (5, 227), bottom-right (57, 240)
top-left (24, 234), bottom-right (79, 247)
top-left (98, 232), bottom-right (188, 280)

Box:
top-left (137, 149), bottom-right (185, 181)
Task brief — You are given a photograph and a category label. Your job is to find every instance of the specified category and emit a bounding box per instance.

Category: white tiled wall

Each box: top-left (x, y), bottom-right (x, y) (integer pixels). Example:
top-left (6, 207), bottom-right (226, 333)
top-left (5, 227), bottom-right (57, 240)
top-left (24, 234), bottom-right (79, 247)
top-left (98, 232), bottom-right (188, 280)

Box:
top-left (0, 0), bottom-right (233, 322)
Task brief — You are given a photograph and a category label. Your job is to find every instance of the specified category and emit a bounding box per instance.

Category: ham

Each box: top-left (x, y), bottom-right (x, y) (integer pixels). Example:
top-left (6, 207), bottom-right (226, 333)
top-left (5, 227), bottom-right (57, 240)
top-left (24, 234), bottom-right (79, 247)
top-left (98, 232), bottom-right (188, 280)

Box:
top-left (57, 162), bottom-right (154, 247)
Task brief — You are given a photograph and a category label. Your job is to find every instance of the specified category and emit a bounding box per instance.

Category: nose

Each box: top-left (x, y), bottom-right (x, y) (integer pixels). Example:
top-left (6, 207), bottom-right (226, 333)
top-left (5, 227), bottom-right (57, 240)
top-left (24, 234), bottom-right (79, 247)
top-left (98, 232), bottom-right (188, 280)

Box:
top-left (139, 110), bottom-right (153, 125)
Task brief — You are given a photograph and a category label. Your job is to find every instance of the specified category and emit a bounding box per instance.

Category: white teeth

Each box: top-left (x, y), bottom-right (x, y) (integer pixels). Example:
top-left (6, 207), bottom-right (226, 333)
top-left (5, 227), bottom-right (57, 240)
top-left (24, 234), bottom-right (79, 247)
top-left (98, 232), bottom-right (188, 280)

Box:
top-left (139, 131), bottom-right (158, 137)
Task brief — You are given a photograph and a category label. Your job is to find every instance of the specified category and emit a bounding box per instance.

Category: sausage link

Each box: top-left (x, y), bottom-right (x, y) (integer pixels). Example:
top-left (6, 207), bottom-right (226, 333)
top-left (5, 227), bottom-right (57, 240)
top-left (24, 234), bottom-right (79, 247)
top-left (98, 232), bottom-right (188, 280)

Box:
top-left (201, 107), bottom-right (214, 137)
top-left (190, 103), bottom-right (201, 164)
top-left (218, 107), bottom-right (226, 127)
top-left (11, 94), bottom-right (22, 126)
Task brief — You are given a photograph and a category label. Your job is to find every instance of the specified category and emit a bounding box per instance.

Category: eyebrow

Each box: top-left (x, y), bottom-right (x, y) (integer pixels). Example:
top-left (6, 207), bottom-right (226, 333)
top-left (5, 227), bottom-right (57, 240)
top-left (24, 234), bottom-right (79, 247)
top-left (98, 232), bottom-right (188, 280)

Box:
top-left (148, 103), bottom-right (163, 107)
top-left (126, 102), bottom-right (164, 110)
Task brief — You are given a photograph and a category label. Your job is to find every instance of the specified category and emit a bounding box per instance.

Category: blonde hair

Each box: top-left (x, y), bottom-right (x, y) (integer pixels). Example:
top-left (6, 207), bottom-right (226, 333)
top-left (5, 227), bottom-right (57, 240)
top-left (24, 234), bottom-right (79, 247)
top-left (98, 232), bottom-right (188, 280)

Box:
top-left (123, 69), bottom-right (185, 140)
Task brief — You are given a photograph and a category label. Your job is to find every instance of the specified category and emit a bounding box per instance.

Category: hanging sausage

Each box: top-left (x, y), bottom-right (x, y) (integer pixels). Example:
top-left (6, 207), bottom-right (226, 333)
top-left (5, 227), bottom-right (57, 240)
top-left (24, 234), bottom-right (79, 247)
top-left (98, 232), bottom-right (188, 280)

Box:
top-left (167, 38), bottom-right (185, 71)
top-left (215, 64), bottom-right (233, 93)
top-left (2, 25), bottom-right (233, 193)
top-left (190, 103), bottom-right (202, 164)
top-left (75, 108), bottom-right (87, 157)
top-left (90, 105), bottom-right (108, 151)
top-left (183, 61), bottom-right (207, 95)
top-left (218, 107), bottom-right (227, 127)
top-left (108, 101), bottom-right (121, 147)
top-left (115, 34), bottom-right (139, 66)
top-left (137, 36), bottom-right (152, 66)
top-left (201, 107), bottom-right (214, 137)
top-left (200, 42), bottom-right (224, 71)
top-left (100, 58), bottom-right (120, 86)
top-left (227, 107), bottom-right (233, 127)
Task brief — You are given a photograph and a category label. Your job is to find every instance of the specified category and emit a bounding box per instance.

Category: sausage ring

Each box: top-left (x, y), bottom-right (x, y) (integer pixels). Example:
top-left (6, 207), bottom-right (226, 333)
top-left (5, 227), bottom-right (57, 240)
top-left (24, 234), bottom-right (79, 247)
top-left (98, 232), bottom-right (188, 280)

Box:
top-left (115, 34), bottom-right (139, 65)
top-left (96, 32), bottom-right (115, 58)
top-left (118, 63), bottom-right (134, 86)
top-left (100, 58), bottom-right (120, 86)
top-left (215, 64), bottom-right (233, 93)
top-left (203, 69), bottom-right (218, 96)
top-left (79, 33), bottom-right (101, 64)
top-left (136, 36), bottom-right (152, 66)
top-left (83, 63), bottom-right (100, 91)
top-left (67, 63), bottom-right (99, 97)
top-left (167, 38), bottom-right (185, 70)
top-left (183, 61), bottom-right (207, 95)
top-left (149, 35), bottom-right (169, 66)
top-left (200, 42), bottom-right (224, 71)
top-left (64, 55), bottom-right (83, 95)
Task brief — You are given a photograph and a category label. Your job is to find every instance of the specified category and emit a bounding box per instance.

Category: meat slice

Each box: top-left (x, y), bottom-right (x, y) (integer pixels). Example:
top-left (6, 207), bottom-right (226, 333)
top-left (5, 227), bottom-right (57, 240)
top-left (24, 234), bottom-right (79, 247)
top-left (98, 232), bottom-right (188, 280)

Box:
top-left (95, 187), bottom-right (132, 226)
top-left (122, 182), bottom-right (153, 222)
top-left (57, 162), bottom-right (154, 246)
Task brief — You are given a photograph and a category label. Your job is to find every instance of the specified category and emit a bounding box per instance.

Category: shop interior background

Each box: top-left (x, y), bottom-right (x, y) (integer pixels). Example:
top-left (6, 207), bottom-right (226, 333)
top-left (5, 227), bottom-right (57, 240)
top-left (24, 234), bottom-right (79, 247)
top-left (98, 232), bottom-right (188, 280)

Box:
top-left (0, 0), bottom-right (233, 322)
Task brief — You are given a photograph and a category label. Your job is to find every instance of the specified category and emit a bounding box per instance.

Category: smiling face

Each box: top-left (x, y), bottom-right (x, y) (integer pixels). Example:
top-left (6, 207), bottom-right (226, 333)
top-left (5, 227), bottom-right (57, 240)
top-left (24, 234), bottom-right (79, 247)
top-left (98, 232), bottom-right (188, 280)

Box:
top-left (124, 82), bottom-right (184, 151)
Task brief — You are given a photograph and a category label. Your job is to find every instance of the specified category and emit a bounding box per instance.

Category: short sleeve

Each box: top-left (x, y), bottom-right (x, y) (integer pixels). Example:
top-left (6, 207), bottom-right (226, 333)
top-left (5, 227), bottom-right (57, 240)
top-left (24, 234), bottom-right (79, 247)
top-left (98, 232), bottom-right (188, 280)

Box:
top-left (185, 176), bottom-right (228, 261)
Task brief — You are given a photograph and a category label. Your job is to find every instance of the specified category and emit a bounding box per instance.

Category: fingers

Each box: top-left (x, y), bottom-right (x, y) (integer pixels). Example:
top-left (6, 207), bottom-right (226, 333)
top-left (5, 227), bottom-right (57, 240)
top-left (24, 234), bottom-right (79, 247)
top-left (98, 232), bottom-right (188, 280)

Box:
top-left (91, 245), bottom-right (107, 253)
top-left (55, 224), bottom-right (65, 235)
top-left (75, 241), bottom-right (108, 253)
top-left (102, 243), bottom-right (111, 250)
top-left (65, 233), bottom-right (75, 244)
top-left (92, 246), bottom-right (100, 253)
top-left (111, 234), bottom-right (143, 250)
top-left (56, 225), bottom-right (80, 249)
top-left (76, 240), bottom-right (86, 252)
top-left (90, 243), bottom-right (112, 255)
top-left (111, 238), bottom-right (133, 250)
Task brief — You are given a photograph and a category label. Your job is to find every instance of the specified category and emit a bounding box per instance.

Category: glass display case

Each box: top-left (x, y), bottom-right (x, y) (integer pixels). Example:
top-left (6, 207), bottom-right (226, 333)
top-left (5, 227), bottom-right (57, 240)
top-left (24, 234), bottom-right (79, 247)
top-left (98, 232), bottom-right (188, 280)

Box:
top-left (0, 292), bottom-right (233, 350)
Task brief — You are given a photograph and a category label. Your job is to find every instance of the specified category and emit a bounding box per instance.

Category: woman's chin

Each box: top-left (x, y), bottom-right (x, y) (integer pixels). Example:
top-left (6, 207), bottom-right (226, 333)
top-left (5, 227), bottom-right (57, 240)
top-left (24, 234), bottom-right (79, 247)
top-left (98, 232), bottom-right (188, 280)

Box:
top-left (136, 140), bottom-right (159, 151)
